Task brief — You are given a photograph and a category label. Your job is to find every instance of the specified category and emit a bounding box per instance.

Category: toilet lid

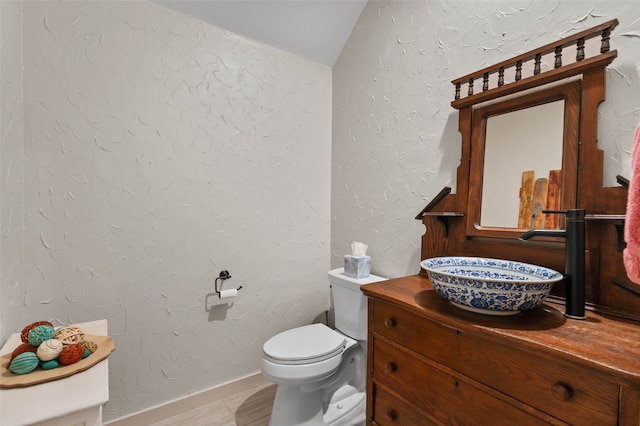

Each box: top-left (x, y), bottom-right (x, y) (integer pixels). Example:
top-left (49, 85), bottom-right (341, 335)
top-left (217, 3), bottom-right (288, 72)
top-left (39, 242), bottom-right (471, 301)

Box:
top-left (263, 323), bottom-right (347, 365)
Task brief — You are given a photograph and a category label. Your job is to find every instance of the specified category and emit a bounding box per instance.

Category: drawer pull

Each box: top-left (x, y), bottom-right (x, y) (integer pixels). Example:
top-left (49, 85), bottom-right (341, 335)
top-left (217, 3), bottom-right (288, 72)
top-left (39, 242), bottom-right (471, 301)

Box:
top-left (385, 409), bottom-right (398, 422)
top-left (384, 318), bottom-right (396, 328)
top-left (551, 382), bottom-right (573, 401)
top-left (386, 362), bottom-right (397, 373)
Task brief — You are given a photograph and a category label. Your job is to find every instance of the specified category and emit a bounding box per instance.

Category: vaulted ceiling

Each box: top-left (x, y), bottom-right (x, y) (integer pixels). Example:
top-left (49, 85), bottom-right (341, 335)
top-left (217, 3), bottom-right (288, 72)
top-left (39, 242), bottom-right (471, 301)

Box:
top-left (151, 0), bottom-right (368, 66)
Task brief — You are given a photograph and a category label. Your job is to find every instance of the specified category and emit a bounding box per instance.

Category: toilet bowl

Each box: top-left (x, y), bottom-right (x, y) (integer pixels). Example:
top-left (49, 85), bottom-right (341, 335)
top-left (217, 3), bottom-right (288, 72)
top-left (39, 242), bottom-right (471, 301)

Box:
top-left (262, 323), bottom-right (354, 386)
top-left (261, 268), bottom-right (387, 426)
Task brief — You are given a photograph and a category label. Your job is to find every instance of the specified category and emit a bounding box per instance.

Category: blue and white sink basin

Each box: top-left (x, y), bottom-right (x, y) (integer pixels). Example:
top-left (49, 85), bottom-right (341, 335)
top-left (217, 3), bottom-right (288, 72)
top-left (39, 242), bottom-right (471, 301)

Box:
top-left (420, 257), bottom-right (563, 316)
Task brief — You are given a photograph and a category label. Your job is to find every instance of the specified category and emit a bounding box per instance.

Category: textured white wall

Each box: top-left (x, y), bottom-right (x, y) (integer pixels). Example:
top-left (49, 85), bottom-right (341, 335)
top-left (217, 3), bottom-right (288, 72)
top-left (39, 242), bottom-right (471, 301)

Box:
top-left (332, 1), bottom-right (640, 277)
top-left (0, 1), bottom-right (26, 350)
top-left (4, 0), bottom-right (640, 422)
top-left (8, 0), bottom-right (331, 420)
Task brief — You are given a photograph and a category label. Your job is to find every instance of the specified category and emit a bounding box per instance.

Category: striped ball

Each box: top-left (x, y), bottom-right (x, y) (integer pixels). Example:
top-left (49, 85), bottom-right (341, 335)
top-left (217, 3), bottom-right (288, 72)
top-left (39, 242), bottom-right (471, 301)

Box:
top-left (9, 352), bottom-right (39, 375)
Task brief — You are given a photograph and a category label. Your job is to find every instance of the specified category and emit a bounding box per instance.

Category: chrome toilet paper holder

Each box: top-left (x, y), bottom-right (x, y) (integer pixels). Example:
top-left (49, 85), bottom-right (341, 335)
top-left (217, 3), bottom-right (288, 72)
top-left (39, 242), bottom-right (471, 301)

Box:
top-left (215, 270), bottom-right (242, 298)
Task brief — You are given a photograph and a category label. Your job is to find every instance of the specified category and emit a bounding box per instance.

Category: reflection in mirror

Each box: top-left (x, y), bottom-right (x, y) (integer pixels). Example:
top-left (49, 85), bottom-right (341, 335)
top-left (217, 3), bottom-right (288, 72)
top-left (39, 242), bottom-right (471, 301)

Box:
top-left (481, 101), bottom-right (564, 228)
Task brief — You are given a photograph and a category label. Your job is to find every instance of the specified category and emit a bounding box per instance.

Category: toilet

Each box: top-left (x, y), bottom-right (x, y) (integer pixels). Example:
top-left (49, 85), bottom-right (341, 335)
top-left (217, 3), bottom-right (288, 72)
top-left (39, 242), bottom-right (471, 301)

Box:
top-left (261, 268), bottom-right (387, 426)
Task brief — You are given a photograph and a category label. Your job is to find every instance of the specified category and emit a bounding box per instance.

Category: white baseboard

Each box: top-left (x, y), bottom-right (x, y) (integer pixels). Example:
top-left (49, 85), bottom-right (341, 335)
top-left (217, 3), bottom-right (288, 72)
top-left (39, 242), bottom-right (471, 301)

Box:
top-left (105, 372), bottom-right (269, 426)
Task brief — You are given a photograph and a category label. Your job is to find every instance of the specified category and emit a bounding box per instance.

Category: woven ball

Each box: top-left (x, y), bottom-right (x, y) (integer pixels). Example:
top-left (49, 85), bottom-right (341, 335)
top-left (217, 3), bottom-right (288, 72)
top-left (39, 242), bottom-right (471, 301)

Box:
top-left (9, 352), bottom-right (39, 375)
top-left (11, 343), bottom-right (38, 361)
top-left (80, 340), bottom-right (98, 353)
top-left (27, 325), bottom-right (55, 347)
top-left (54, 326), bottom-right (85, 345)
top-left (39, 359), bottom-right (60, 370)
top-left (20, 321), bottom-right (53, 343)
top-left (36, 339), bottom-right (64, 361)
top-left (58, 344), bottom-right (84, 365)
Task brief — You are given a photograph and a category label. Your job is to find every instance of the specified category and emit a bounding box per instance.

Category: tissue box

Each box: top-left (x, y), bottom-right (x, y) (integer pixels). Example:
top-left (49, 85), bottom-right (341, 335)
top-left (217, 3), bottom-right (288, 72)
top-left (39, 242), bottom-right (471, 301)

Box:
top-left (344, 255), bottom-right (370, 279)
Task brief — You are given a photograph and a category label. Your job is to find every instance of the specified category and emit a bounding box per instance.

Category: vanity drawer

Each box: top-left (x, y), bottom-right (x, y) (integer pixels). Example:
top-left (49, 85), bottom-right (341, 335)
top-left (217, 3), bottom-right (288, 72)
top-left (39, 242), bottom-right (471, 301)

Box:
top-left (371, 300), bottom-right (619, 425)
top-left (372, 338), bottom-right (557, 425)
top-left (372, 386), bottom-right (436, 426)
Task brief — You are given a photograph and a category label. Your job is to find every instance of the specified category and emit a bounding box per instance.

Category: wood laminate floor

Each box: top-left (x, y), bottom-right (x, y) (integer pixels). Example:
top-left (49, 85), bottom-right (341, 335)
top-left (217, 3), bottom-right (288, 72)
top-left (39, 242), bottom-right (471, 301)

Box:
top-left (150, 382), bottom-right (276, 426)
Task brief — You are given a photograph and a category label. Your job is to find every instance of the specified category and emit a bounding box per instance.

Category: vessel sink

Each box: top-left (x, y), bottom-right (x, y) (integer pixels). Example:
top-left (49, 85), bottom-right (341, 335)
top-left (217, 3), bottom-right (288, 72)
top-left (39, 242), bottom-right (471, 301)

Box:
top-left (420, 257), bottom-right (563, 316)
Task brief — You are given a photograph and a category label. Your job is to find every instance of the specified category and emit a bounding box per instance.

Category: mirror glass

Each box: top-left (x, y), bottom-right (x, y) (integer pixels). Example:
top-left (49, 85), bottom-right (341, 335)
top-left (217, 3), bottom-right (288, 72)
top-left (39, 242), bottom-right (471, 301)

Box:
top-left (466, 80), bottom-right (580, 239)
top-left (480, 100), bottom-right (564, 228)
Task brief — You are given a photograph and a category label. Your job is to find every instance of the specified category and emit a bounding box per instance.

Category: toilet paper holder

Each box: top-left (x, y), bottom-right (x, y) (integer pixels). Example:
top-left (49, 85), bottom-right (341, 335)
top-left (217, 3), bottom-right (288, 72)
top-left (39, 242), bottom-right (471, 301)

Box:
top-left (215, 270), bottom-right (242, 298)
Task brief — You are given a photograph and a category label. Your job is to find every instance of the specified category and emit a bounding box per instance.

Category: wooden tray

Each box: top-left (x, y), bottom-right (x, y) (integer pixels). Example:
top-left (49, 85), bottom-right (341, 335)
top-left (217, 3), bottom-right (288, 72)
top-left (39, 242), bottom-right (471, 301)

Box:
top-left (0, 335), bottom-right (114, 388)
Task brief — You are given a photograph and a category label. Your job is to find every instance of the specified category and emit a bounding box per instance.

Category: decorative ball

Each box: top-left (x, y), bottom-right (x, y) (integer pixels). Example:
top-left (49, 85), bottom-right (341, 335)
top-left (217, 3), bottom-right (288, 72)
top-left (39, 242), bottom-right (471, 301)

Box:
top-left (79, 340), bottom-right (98, 353)
top-left (40, 359), bottom-right (60, 370)
top-left (27, 325), bottom-right (55, 347)
top-left (54, 326), bottom-right (85, 345)
top-left (11, 343), bottom-right (38, 361)
top-left (36, 339), bottom-right (64, 361)
top-left (20, 321), bottom-right (53, 343)
top-left (58, 344), bottom-right (84, 365)
top-left (9, 352), bottom-right (39, 375)
top-left (82, 350), bottom-right (91, 359)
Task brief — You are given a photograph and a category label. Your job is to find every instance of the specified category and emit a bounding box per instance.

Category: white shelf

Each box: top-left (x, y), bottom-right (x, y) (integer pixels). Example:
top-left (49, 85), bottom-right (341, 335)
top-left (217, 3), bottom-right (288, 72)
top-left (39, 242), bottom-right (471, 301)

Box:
top-left (0, 320), bottom-right (109, 426)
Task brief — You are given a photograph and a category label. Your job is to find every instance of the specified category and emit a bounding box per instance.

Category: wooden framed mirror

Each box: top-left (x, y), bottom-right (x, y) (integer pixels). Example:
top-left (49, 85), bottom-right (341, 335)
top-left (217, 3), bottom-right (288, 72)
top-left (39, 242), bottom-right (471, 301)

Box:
top-left (467, 80), bottom-right (581, 239)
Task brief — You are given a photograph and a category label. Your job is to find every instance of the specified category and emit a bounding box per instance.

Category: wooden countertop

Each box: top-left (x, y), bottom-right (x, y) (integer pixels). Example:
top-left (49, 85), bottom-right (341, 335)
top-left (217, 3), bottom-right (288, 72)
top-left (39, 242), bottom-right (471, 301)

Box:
top-left (361, 275), bottom-right (640, 387)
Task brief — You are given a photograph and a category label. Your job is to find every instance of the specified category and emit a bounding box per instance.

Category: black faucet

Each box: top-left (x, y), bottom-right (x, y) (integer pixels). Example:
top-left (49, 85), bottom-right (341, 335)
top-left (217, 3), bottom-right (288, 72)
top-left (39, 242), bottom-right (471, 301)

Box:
top-left (519, 209), bottom-right (586, 320)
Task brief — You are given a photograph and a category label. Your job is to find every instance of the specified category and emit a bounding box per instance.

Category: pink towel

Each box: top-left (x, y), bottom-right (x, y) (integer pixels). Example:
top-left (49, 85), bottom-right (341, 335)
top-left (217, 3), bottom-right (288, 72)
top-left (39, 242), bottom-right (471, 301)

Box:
top-left (624, 125), bottom-right (640, 283)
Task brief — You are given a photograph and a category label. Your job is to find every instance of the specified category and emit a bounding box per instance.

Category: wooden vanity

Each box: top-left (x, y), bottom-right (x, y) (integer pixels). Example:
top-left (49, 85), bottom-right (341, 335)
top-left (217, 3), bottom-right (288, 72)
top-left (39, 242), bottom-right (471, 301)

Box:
top-left (361, 20), bottom-right (640, 425)
top-left (362, 275), bottom-right (640, 425)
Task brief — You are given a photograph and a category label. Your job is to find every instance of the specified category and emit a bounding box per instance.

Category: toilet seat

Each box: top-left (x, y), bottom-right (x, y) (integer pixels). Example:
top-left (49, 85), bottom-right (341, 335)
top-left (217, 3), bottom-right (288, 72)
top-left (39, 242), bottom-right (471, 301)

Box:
top-left (263, 323), bottom-right (346, 365)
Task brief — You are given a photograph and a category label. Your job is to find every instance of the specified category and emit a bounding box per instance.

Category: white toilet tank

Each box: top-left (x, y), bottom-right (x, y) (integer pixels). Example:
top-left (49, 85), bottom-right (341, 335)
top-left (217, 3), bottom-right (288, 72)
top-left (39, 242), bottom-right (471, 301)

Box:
top-left (329, 268), bottom-right (387, 340)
